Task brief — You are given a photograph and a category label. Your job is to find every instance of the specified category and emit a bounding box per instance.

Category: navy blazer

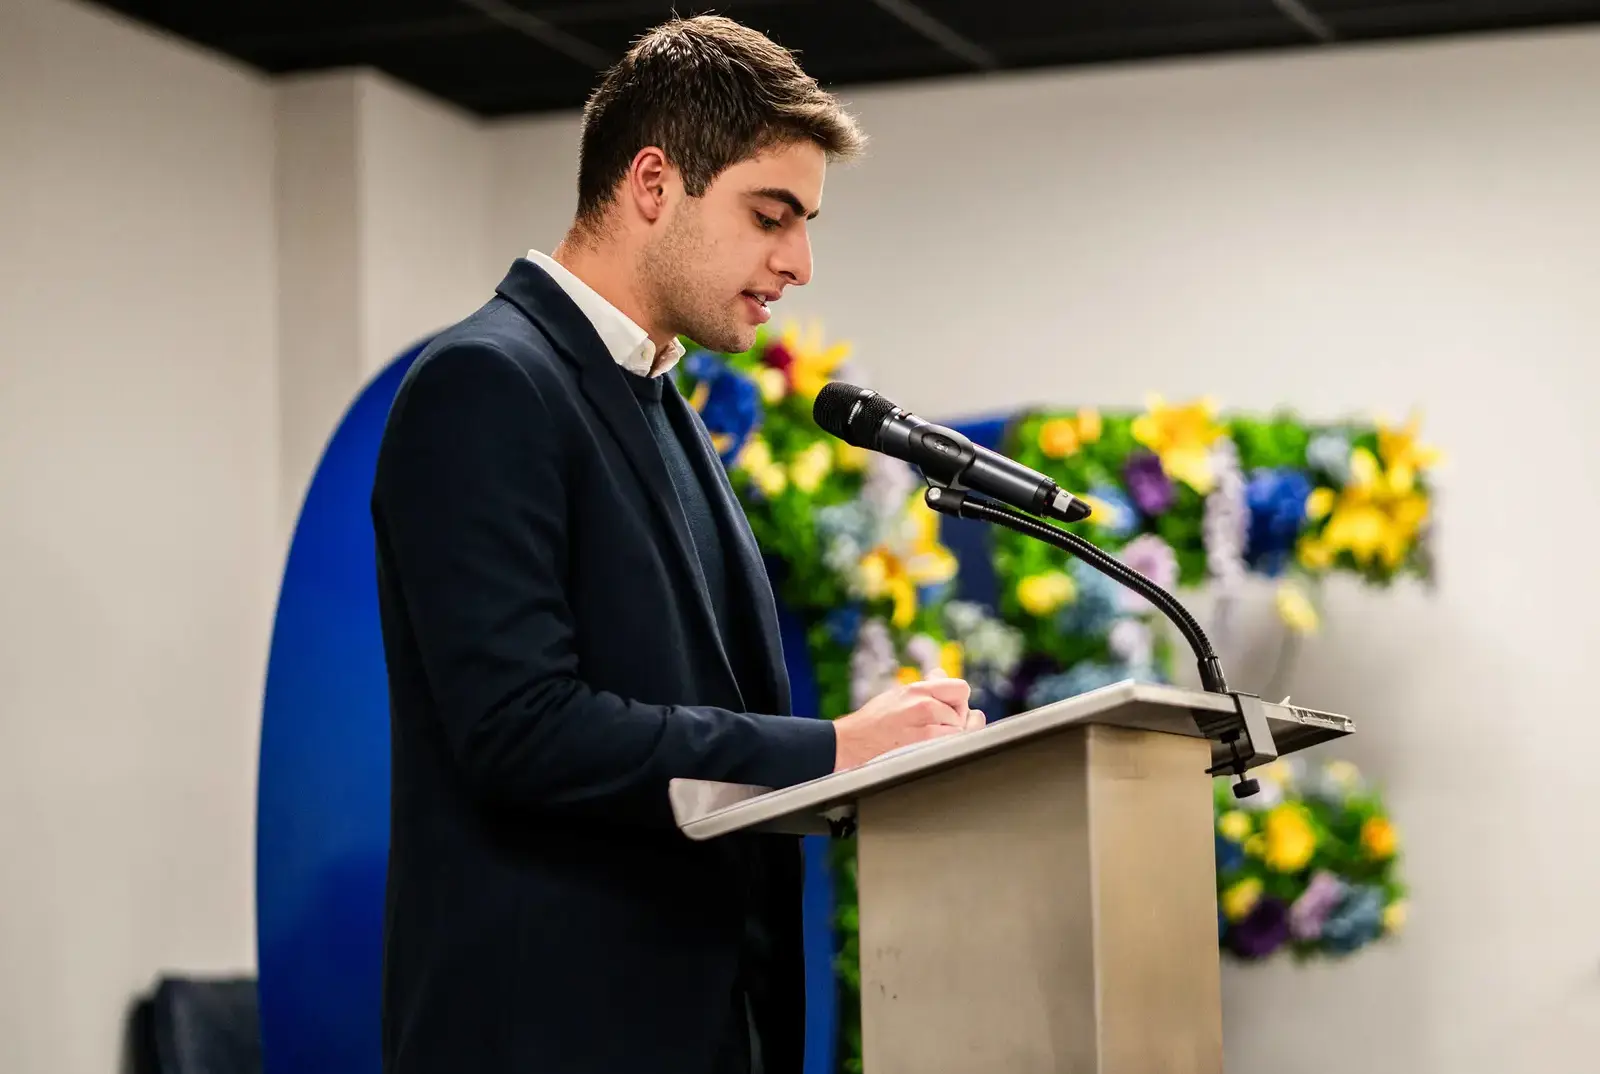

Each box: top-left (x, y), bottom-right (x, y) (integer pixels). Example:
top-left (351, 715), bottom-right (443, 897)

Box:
top-left (370, 258), bottom-right (838, 1074)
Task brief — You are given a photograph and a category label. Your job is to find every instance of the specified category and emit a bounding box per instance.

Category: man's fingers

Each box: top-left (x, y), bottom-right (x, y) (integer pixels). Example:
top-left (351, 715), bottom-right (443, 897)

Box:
top-left (965, 708), bottom-right (987, 732)
top-left (914, 697), bottom-right (965, 728)
top-left (905, 675), bottom-right (971, 713)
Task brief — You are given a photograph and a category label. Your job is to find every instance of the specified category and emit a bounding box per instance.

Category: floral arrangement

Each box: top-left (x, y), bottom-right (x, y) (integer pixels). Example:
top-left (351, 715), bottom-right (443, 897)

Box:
top-left (992, 396), bottom-right (1440, 710)
top-left (1214, 759), bottom-right (1406, 960)
top-left (677, 331), bottom-right (1435, 1069)
top-left (673, 323), bottom-right (1025, 722)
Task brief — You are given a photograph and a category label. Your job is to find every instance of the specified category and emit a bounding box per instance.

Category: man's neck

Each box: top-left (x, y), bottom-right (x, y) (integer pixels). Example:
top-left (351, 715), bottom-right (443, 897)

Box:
top-left (551, 235), bottom-right (675, 355)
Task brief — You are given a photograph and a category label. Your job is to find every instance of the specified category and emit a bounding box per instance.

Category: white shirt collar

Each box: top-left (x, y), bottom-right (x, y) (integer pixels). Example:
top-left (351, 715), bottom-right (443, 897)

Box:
top-left (525, 249), bottom-right (685, 377)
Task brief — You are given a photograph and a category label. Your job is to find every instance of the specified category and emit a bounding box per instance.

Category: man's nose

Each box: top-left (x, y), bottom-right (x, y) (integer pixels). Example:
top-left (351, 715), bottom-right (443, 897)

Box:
top-left (774, 229), bottom-right (813, 287)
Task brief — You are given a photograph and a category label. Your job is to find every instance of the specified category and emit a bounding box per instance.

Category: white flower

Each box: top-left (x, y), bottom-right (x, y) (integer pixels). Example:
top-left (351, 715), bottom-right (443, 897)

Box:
top-left (1108, 618), bottom-right (1153, 666)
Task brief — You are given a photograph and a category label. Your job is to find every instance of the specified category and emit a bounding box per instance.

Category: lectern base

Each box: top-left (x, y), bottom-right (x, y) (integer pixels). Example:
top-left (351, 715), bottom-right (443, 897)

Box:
top-left (856, 724), bottom-right (1223, 1074)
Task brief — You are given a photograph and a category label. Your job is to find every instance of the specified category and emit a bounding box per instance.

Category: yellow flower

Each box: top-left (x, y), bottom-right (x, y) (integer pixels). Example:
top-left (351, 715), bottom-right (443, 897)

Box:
top-left (735, 436), bottom-right (788, 497)
top-left (1038, 418), bottom-right (1080, 459)
top-left (1306, 487), bottom-right (1336, 520)
top-left (1383, 899), bottom-right (1408, 934)
top-left (1036, 409), bottom-right (1102, 459)
top-left (1243, 834), bottom-right (1266, 859)
top-left (790, 441), bottom-right (834, 493)
top-left (1297, 535), bottom-right (1334, 572)
top-left (855, 497), bottom-right (959, 629)
top-left (1263, 803), bottom-right (1317, 873)
top-left (753, 464), bottom-right (787, 497)
top-left (835, 439), bottom-right (870, 472)
top-left (1361, 816), bottom-right (1398, 860)
top-left (1217, 810), bottom-right (1252, 843)
top-left (756, 366), bottom-right (789, 404)
top-left (1016, 571), bottom-right (1076, 616)
top-left (1221, 876), bottom-right (1262, 922)
top-left (1131, 394), bottom-right (1225, 494)
top-left (939, 641), bottom-right (964, 678)
top-left (688, 379), bottom-right (711, 412)
top-left (782, 321), bottom-right (851, 399)
top-left (1377, 411), bottom-right (1443, 494)
top-left (1311, 439), bottom-right (1433, 571)
top-left (1275, 581), bottom-right (1320, 635)
top-left (736, 436), bottom-right (772, 472)
top-left (896, 666), bottom-right (922, 686)
top-left (1075, 407), bottom-right (1102, 444)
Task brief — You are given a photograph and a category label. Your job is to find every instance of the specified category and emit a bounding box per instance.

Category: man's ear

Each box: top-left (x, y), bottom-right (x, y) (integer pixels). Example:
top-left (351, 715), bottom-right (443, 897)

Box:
top-left (625, 147), bottom-right (673, 224)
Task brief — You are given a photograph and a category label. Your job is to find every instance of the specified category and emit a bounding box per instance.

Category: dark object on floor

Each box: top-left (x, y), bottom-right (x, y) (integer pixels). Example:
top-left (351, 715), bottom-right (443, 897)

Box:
top-left (128, 976), bottom-right (261, 1074)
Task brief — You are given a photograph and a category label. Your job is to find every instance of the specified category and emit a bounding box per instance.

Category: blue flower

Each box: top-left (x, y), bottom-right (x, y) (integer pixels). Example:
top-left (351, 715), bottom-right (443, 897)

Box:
top-left (1215, 832), bottom-right (1245, 873)
top-left (682, 348), bottom-right (725, 384)
top-left (1026, 659), bottom-right (1141, 707)
top-left (1244, 468), bottom-right (1312, 576)
top-left (822, 605), bottom-right (864, 649)
top-left (698, 369), bottom-right (762, 465)
top-left (1056, 558), bottom-right (1122, 636)
top-left (1088, 485), bottom-right (1138, 538)
top-left (1319, 885), bottom-right (1386, 955)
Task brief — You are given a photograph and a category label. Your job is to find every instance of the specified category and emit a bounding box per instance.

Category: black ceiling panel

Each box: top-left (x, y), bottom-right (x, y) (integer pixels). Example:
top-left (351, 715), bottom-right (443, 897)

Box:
top-left (81, 0), bottom-right (1600, 116)
top-left (1313, 0), bottom-right (1600, 37)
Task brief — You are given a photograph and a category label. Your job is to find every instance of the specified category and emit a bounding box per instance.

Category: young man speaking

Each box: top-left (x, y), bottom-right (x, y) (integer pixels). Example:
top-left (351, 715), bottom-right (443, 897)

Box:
top-left (371, 16), bottom-right (984, 1074)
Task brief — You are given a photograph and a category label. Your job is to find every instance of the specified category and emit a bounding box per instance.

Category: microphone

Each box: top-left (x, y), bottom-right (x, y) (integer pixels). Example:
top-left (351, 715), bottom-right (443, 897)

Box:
top-left (813, 383), bottom-right (1093, 525)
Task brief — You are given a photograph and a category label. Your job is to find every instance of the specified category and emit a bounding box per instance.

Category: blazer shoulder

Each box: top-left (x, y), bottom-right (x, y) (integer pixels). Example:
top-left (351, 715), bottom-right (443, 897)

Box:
top-left (397, 299), bottom-right (577, 403)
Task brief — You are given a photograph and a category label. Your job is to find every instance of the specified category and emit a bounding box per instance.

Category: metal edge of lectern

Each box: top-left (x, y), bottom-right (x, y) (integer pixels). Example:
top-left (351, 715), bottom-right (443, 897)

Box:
top-left (668, 680), bottom-right (1356, 841)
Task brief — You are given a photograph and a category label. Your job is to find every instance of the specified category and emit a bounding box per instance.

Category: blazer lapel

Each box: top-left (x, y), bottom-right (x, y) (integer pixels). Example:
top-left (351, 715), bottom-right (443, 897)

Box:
top-left (494, 260), bottom-right (744, 706)
top-left (662, 379), bottom-right (792, 717)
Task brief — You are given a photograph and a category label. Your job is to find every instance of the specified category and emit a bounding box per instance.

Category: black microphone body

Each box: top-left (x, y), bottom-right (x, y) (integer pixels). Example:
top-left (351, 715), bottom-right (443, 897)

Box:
top-left (814, 383), bottom-right (1092, 524)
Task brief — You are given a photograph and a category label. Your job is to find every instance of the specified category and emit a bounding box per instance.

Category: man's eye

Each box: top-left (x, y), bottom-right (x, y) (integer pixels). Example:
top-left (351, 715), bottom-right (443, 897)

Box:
top-left (755, 212), bottom-right (781, 231)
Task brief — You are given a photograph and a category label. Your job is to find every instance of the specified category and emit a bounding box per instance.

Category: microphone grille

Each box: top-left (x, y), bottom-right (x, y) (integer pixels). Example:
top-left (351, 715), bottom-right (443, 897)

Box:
top-left (812, 382), bottom-right (873, 443)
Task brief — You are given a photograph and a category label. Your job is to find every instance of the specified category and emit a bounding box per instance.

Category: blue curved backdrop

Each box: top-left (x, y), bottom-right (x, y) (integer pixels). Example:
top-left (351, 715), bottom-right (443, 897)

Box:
top-left (256, 343), bottom-right (1009, 1074)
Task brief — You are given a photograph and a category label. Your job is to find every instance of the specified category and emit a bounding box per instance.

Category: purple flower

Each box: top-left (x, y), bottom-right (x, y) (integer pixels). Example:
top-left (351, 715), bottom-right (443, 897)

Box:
top-left (1288, 871), bottom-right (1348, 941)
top-left (850, 618), bottom-right (898, 710)
top-left (1108, 618), bottom-right (1153, 666)
top-left (1123, 452), bottom-right (1175, 516)
top-left (861, 453), bottom-right (919, 521)
top-left (1117, 534), bottom-right (1178, 611)
top-left (905, 634), bottom-right (943, 677)
top-left (1203, 440), bottom-right (1247, 585)
top-left (1226, 896), bottom-right (1290, 959)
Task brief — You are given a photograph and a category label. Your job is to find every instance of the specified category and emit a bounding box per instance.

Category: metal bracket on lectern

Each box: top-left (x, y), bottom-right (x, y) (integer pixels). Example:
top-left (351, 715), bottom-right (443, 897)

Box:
top-left (1203, 692), bottom-right (1280, 799)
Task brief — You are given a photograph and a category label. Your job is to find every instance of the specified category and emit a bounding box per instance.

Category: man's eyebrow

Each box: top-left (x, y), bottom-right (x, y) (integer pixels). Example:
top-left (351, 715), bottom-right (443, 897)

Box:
top-left (750, 187), bottom-right (819, 220)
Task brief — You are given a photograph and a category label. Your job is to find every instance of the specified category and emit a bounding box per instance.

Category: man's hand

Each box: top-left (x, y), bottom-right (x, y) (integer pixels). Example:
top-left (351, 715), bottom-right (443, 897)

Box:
top-left (831, 675), bottom-right (987, 772)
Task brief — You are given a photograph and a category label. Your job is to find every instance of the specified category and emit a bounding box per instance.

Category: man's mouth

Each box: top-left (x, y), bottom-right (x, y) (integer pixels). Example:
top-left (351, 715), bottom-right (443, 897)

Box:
top-left (741, 289), bottom-right (777, 323)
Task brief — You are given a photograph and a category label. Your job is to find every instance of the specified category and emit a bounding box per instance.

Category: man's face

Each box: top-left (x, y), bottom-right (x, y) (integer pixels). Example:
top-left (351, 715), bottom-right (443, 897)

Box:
top-left (642, 140), bottom-right (825, 354)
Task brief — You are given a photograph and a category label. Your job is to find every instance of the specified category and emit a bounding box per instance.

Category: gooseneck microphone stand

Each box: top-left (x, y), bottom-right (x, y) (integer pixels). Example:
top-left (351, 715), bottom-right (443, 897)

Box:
top-left (922, 483), bottom-right (1268, 798)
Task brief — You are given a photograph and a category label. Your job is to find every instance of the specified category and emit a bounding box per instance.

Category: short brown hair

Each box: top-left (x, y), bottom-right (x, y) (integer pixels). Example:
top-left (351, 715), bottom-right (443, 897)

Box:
top-left (575, 15), bottom-right (867, 224)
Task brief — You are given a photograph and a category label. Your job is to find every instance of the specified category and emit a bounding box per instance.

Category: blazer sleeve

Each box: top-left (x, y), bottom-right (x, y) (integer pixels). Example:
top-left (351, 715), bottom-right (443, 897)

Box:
top-left (372, 341), bottom-right (837, 826)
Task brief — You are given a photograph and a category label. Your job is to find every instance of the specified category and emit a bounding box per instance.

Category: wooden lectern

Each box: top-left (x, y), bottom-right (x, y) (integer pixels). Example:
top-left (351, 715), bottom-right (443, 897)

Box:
top-left (670, 680), bottom-right (1354, 1074)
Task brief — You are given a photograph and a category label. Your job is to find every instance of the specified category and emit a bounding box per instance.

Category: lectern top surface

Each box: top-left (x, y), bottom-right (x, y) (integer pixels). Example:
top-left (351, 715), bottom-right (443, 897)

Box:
top-left (669, 680), bottom-right (1354, 840)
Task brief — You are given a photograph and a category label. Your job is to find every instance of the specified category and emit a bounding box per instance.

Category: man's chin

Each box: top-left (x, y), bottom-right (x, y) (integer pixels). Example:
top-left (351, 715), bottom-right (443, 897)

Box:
top-left (687, 323), bottom-right (755, 356)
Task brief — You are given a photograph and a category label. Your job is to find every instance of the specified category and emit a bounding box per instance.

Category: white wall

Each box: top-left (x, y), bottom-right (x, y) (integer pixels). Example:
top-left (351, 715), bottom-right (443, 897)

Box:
top-left (491, 28), bottom-right (1600, 1073)
top-left (276, 69), bottom-right (496, 533)
top-left (0, 1), bottom-right (279, 1072)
